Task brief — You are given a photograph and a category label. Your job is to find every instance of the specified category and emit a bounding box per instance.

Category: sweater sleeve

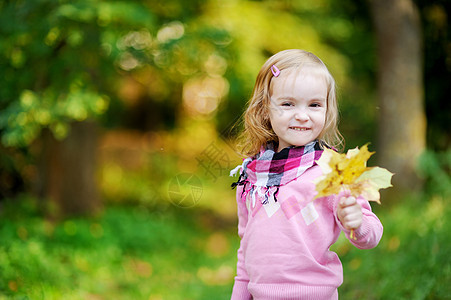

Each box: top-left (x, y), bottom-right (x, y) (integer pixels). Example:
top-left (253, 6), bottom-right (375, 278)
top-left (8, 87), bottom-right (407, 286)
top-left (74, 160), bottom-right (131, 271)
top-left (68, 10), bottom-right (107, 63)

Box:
top-left (332, 194), bottom-right (384, 249)
top-left (231, 186), bottom-right (252, 300)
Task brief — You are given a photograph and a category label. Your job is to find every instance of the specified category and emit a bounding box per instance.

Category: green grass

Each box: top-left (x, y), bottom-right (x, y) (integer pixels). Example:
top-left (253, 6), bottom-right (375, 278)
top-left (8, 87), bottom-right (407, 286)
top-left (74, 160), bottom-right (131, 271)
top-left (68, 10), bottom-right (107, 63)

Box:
top-left (0, 198), bottom-right (239, 299)
top-left (1, 192), bottom-right (450, 299)
top-left (336, 195), bottom-right (451, 300)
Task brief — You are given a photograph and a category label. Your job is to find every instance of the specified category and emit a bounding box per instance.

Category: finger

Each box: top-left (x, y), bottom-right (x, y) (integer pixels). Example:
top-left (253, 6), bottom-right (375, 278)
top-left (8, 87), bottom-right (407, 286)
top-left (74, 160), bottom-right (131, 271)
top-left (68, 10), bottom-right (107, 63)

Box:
top-left (346, 196), bottom-right (357, 206)
top-left (338, 205), bottom-right (355, 219)
top-left (341, 210), bottom-right (362, 226)
top-left (340, 196), bottom-right (356, 207)
top-left (340, 211), bottom-right (358, 223)
top-left (340, 207), bottom-right (362, 222)
top-left (346, 205), bottom-right (363, 217)
top-left (344, 219), bottom-right (362, 230)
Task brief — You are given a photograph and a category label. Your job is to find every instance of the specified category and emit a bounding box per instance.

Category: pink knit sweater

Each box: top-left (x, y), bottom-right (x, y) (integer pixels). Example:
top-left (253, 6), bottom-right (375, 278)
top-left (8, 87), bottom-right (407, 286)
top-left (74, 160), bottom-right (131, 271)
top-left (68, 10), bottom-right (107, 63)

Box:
top-left (231, 165), bottom-right (383, 300)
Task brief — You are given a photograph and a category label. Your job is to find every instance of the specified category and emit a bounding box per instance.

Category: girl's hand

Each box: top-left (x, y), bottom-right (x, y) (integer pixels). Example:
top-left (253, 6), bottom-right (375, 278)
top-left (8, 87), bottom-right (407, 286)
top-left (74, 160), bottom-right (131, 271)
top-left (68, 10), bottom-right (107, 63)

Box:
top-left (337, 196), bottom-right (363, 231)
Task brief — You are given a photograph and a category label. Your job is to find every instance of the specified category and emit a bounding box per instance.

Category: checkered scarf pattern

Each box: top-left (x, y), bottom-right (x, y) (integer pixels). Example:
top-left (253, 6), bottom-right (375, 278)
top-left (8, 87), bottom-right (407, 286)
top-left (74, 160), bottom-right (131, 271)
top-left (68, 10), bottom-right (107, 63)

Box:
top-left (232, 140), bottom-right (324, 204)
top-left (245, 141), bottom-right (323, 187)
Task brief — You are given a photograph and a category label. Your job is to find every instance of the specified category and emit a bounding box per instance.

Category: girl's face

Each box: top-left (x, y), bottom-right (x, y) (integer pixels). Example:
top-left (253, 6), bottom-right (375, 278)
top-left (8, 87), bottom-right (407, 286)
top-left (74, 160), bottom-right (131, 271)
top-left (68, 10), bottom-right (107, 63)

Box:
top-left (269, 68), bottom-right (327, 151)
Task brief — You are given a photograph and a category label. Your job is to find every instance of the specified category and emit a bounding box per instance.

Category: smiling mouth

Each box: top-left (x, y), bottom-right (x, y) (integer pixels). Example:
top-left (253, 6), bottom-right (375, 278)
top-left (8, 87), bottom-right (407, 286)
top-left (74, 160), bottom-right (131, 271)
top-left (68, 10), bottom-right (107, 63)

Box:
top-left (290, 127), bottom-right (309, 131)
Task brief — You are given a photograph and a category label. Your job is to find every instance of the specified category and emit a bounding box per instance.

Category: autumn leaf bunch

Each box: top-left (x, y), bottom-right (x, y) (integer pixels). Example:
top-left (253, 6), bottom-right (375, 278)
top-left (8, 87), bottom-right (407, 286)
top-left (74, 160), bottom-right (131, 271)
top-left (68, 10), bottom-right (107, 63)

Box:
top-left (314, 144), bottom-right (393, 204)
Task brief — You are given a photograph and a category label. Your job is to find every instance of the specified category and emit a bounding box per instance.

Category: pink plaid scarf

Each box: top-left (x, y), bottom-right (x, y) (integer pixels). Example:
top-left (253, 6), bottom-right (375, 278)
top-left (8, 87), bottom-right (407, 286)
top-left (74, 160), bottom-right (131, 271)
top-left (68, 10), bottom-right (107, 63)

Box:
top-left (231, 140), bottom-right (324, 204)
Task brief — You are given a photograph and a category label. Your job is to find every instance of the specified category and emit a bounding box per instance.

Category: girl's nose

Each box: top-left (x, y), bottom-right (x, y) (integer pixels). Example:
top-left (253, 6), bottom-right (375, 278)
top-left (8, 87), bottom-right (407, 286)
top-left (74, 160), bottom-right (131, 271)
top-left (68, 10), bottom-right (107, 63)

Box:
top-left (294, 109), bottom-right (309, 121)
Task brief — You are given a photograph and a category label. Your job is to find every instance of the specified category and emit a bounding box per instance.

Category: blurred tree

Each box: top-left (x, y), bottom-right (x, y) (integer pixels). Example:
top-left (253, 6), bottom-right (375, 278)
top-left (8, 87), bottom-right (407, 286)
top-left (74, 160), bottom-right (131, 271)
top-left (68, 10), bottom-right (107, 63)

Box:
top-left (37, 122), bottom-right (101, 216)
top-left (0, 0), bottom-right (156, 216)
top-left (0, 0), bottom-right (230, 215)
top-left (416, 0), bottom-right (450, 151)
top-left (368, 0), bottom-right (426, 196)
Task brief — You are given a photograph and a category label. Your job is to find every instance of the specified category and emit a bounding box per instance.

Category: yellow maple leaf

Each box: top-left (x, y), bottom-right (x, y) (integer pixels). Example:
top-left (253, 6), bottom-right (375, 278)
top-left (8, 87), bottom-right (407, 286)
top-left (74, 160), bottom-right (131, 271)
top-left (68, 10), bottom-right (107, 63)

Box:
top-left (314, 144), bottom-right (393, 203)
top-left (354, 167), bottom-right (394, 204)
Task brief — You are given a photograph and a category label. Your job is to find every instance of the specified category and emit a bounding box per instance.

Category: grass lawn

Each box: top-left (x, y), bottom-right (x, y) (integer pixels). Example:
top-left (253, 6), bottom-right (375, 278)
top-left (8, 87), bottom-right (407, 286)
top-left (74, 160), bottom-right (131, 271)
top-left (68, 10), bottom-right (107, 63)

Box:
top-left (0, 198), bottom-right (239, 300)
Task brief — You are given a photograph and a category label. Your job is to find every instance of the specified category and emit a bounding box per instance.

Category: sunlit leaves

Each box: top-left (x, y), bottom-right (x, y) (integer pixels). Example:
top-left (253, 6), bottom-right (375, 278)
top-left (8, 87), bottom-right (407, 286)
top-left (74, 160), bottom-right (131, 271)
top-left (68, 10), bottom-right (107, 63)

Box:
top-left (314, 144), bottom-right (394, 203)
top-left (0, 88), bottom-right (109, 146)
top-left (0, 0), bottom-right (154, 146)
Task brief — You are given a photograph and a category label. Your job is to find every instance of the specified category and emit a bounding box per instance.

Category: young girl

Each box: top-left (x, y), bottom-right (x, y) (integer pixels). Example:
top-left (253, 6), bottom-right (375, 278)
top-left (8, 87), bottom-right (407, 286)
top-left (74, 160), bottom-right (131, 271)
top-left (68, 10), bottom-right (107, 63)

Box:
top-left (230, 49), bottom-right (383, 300)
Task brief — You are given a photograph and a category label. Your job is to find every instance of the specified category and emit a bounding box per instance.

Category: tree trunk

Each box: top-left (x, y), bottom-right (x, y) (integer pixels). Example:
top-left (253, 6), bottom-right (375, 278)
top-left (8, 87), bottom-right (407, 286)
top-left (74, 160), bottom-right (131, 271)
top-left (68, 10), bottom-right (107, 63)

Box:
top-left (36, 121), bottom-right (102, 218)
top-left (368, 0), bottom-right (426, 197)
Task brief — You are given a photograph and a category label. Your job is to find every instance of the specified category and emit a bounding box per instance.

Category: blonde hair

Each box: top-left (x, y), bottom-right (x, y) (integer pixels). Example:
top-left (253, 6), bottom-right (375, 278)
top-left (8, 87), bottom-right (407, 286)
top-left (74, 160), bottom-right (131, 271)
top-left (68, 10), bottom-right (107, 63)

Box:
top-left (237, 49), bottom-right (343, 157)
